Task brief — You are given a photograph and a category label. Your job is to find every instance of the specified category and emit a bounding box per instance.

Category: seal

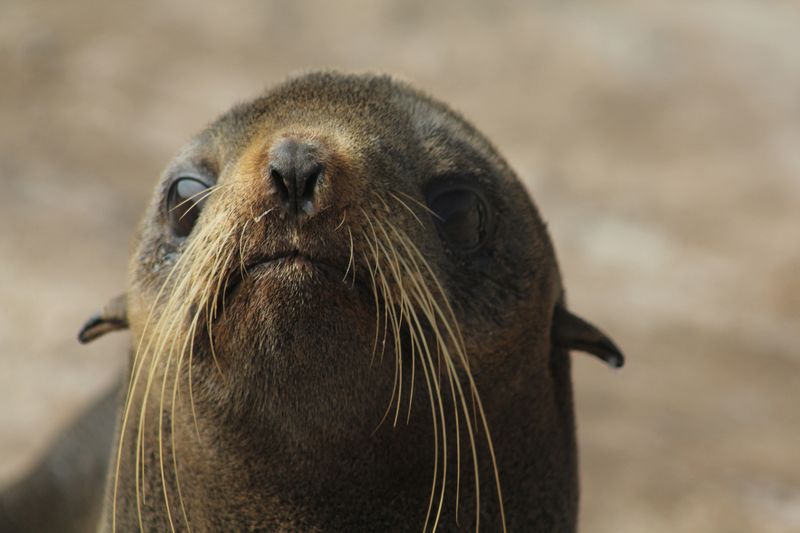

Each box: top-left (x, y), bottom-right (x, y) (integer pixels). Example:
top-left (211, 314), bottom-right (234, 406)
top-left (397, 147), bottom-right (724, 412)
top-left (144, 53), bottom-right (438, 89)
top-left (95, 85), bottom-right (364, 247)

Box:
top-left (0, 386), bottom-right (116, 533)
top-left (2, 71), bottom-right (624, 533)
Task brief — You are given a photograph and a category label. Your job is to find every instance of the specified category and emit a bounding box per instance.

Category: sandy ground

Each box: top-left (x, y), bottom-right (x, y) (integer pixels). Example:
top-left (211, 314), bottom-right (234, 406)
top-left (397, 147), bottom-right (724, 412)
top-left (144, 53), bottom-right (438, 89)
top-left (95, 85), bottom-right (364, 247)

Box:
top-left (1, 1), bottom-right (798, 531)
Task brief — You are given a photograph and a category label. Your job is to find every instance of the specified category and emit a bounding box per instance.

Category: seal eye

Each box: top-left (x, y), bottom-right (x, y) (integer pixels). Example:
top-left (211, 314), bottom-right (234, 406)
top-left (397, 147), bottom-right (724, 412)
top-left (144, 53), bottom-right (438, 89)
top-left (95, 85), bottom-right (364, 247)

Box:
top-left (166, 177), bottom-right (210, 238)
top-left (428, 187), bottom-right (489, 252)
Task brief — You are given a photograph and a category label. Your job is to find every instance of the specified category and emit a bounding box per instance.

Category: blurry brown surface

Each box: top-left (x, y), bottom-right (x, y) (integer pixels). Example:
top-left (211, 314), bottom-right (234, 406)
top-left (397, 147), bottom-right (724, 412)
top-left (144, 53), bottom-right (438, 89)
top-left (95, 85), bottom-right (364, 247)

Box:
top-left (1, 1), bottom-right (798, 531)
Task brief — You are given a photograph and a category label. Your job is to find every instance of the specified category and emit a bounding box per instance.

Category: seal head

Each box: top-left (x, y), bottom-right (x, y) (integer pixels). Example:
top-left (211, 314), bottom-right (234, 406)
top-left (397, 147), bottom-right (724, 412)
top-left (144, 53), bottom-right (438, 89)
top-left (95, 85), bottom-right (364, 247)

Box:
top-left (84, 72), bottom-right (623, 532)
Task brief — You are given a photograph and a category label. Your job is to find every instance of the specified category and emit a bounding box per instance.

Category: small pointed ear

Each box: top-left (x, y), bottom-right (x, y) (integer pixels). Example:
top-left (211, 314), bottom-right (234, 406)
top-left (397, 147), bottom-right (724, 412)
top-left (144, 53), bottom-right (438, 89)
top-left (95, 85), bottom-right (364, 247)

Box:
top-left (77, 293), bottom-right (129, 344)
top-left (553, 305), bottom-right (625, 368)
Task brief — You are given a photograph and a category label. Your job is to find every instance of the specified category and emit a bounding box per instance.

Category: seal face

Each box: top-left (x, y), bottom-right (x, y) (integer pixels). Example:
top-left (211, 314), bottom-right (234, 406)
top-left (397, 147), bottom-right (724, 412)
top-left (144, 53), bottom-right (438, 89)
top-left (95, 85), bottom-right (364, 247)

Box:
top-left (83, 72), bottom-right (624, 533)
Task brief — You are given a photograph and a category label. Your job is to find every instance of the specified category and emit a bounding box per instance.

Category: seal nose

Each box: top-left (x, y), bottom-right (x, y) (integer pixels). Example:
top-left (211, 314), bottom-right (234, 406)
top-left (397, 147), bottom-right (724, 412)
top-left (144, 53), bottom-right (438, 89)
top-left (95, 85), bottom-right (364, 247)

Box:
top-left (268, 138), bottom-right (324, 217)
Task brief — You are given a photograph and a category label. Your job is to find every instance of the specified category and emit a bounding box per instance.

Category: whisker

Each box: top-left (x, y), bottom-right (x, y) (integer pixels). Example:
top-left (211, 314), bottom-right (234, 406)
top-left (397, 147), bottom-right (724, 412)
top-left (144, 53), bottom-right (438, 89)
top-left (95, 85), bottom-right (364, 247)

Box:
top-left (334, 210), bottom-right (347, 231)
top-left (170, 184), bottom-right (226, 214)
top-left (398, 221), bottom-right (508, 532)
top-left (156, 332), bottom-right (180, 532)
top-left (119, 226), bottom-right (211, 531)
top-left (387, 191), bottom-right (424, 227)
top-left (394, 190), bottom-right (443, 221)
top-left (362, 250), bottom-right (382, 367)
top-left (372, 216), bottom-right (452, 532)
top-left (343, 225), bottom-right (355, 283)
top-left (381, 217), bottom-right (510, 532)
top-left (238, 220), bottom-right (250, 277)
top-left (362, 222), bottom-right (402, 432)
top-left (171, 228), bottom-right (236, 533)
top-left (372, 233), bottom-right (408, 427)
top-left (115, 205), bottom-right (233, 533)
top-left (253, 208), bottom-right (275, 223)
top-left (147, 225), bottom-right (223, 528)
top-left (170, 325), bottom-right (196, 532)
top-left (403, 289), bottom-right (449, 533)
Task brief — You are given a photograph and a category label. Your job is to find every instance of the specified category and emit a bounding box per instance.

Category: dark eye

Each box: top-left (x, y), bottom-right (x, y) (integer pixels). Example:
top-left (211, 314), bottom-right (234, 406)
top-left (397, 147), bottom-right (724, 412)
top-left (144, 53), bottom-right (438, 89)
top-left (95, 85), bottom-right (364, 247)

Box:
top-left (428, 186), bottom-right (489, 252)
top-left (166, 177), bottom-right (210, 238)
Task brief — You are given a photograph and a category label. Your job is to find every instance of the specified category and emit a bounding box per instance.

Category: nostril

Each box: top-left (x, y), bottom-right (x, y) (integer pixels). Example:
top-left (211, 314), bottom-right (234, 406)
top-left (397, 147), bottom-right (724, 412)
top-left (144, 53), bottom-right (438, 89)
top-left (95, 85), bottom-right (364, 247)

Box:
top-left (301, 164), bottom-right (323, 201)
top-left (270, 166), bottom-right (290, 203)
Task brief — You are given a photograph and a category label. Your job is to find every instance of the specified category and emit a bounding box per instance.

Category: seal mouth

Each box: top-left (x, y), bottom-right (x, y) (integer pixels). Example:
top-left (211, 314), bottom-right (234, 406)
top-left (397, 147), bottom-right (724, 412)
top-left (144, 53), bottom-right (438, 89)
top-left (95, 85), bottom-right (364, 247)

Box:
top-left (246, 250), bottom-right (345, 275)
top-left (220, 249), bottom-right (362, 305)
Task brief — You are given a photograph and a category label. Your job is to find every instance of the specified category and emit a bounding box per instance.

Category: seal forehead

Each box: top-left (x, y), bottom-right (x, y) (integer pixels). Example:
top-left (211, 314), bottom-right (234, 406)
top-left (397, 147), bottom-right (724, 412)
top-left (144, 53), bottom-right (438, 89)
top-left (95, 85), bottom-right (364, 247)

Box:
top-left (208, 75), bottom-right (448, 155)
top-left (215, 73), bottom-right (411, 139)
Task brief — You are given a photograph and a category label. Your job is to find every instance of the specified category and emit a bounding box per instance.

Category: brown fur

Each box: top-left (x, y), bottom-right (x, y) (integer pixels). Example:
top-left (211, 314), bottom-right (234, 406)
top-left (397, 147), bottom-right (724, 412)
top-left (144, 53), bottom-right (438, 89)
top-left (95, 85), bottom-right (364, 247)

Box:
top-left (2, 71), bottom-right (624, 533)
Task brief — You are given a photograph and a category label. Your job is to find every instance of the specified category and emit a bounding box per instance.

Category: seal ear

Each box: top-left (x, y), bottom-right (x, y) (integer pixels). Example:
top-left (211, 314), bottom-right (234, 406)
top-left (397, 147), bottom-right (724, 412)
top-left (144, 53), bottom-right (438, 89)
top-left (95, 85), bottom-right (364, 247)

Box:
top-left (553, 305), bottom-right (625, 368)
top-left (78, 293), bottom-right (129, 344)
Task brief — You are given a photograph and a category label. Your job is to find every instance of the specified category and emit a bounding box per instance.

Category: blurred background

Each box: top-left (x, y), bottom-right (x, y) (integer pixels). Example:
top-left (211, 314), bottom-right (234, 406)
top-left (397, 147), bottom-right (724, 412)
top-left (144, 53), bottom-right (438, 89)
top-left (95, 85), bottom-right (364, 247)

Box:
top-left (1, 1), bottom-right (798, 531)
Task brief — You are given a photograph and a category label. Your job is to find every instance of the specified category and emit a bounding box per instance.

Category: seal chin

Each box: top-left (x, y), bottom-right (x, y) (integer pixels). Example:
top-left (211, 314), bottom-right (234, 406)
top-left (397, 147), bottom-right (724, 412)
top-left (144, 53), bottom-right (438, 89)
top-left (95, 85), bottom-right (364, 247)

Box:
top-left (209, 248), bottom-right (381, 408)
